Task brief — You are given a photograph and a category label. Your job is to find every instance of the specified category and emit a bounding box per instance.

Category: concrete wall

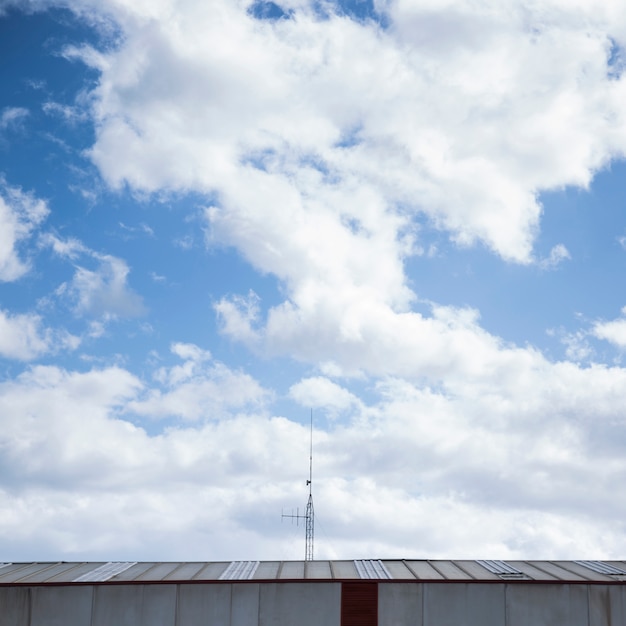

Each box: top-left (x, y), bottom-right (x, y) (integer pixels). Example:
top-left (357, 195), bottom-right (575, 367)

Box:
top-left (1, 581), bottom-right (625, 625)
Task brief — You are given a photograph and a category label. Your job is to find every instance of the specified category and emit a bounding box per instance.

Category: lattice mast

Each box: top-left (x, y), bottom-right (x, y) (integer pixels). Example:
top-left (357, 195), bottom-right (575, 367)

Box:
top-left (305, 410), bottom-right (314, 561)
top-left (282, 410), bottom-right (315, 561)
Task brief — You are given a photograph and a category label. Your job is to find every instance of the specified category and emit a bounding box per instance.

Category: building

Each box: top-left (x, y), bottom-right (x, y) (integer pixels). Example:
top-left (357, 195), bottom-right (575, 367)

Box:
top-left (1, 559), bottom-right (625, 625)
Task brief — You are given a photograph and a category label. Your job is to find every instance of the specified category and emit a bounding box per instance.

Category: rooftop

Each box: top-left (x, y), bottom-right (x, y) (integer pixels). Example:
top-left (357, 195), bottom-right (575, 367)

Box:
top-left (2, 559), bottom-right (626, 585)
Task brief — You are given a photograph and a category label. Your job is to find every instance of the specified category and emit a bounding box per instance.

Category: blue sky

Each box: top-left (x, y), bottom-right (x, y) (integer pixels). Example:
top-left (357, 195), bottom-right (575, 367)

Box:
top-left (2, 0), bottom-right (626, 562)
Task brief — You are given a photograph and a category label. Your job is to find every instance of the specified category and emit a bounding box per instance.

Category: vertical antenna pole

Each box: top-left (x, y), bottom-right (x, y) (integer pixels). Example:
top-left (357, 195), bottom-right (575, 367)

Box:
top-left (305, 409), bottom-right (314, 561)
top-left (281, 410), bottom-right (315, 560)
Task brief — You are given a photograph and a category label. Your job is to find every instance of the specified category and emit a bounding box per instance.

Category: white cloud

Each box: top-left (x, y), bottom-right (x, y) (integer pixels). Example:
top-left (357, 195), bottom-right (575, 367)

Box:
top-left (1, 356), bottom-right (626, 560)
top-left (0, 180), bottom-right (49, 281)
top-left (67, 0), bottom-right (626, 266)
top-left (68, 254), bottom-right (146, 318)
top-left (592, 307), bottom-right (626, 348)
top-left (215, 290), bottom-right (262, 345)
top-left (557, 329), bottom-right (594, 362)
top-left (538, 243), bottom-right (571, 270)
top-left (0, 310), bottom-right (56, 360)
top-left (42, 101), bottom-right (90, 124)
top-left (39, 232), bottom-right (88, 260)
top-left (0, 106), bottom-right (28, 130)
top-left (44, 234), bottom-right (146, 319)
top-left (54, 0), bottom-right (626, 379)
top-left (289, 376), bottom-right (360, 417)
top-left (43, 234), bottom-right (147, 323)
top-left (128, 342), bottom-right (271, 420)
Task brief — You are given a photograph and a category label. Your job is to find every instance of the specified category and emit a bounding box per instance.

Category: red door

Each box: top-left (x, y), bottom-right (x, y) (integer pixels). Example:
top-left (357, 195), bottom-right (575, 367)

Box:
top-left (341, 582), bottom-right (378, 626)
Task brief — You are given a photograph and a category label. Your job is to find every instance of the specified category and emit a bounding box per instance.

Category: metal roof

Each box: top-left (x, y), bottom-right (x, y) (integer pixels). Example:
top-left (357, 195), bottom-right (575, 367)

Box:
top-left (0, 560), bottom-right (625, 585)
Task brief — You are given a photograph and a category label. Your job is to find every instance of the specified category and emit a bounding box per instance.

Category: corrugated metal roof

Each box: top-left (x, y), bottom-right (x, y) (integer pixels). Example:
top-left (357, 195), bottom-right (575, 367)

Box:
top-left (219, 561), bottom-right (259, 580)
top-left (476, 559), bottom-right (529, 580)
top-left (73, 562), bottom-right (137, 582)
top-left (354, 559), bottom-right (392, 579)
top-left (0, 560), bottom-right (625, 584)
top-left (575, 560), bottom-right (626, 576)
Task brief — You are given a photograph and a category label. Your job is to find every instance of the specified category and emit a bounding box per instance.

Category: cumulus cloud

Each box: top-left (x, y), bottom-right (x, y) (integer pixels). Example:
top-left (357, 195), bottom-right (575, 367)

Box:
top-left (2, 357), bottom-right (626, 560)
top-left (52, 0), bottom-right (626, 379)
top-left (592, 307), bottom-right (626, 348)
top-left (127, 342), bottom-right (271, 420)
top-left (0, 310), bottom-right (78, 360)
top-left (557, 329), bottom-right (594, 362)
top-left (69, 0), bottom-right (626, 265)
top-left (0, 180), bottom-right (49, 281)
top-left (214, 290), bottom-right (262, 345)
top-left (44, 234), bottom-right (146, 319)
top-left (0, 361), bottom-right (311, 559)
top-left (68, 255), bottom-right (146, 318)
top-left (289, 376), bottom-right (361, 417)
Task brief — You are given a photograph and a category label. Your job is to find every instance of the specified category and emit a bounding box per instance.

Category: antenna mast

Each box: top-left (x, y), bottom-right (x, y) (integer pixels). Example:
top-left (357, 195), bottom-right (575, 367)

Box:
top-left (305, 409), bottom-right (314, 561)
top-left (282, 410), bottom-right (315, 561)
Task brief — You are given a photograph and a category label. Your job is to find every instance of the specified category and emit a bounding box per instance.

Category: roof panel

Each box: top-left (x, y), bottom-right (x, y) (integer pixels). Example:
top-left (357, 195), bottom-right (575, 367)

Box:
top-left (610, 561), bottom-right (626, 571)
top-left (0, 563), bottom-right (59, 583)
top-left (133, 562), bottom-right (182, 581)
top-left (253, 561), bottom-right (280, 580)
top-left (456, 561), bottom-right (500, 580)
top-left (329, 561), bottom-right (359, 579)
top-left (429, 561), bottom-right (473, 580)
top-left (506, 561), bottom-right (555, 581)
top-left (382, 561), bottom-right (417, 580)
top-left (0, 563), bottom-right (40, 581)
top-left (404, 561), bottom-right (445, 580)
top-left (279, 561), bottom-right (304, 579)
top-left (193, 562), bottom-right (230, 580)
top-left (22, 563), bottom-right (89, 583)
top-left (106, 562), bottom-right (156, 581)
top-left (527, 561), bottom-right (588, 582)
top-left (45, 563), bottom-right (107, 583)
top-left (164, 562), bottom-right (207, 580)
top-left (305, 560), bottom-right (332, 579)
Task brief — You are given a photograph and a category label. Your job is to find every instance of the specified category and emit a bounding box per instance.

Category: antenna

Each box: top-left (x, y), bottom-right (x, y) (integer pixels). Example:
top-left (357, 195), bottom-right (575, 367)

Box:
top-left (282, 410), bottom-right (315, 561)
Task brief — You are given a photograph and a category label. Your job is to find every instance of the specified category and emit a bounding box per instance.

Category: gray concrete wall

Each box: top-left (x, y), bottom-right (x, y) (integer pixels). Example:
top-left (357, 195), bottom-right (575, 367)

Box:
top-left (1, 580), bottom-right (625, 625)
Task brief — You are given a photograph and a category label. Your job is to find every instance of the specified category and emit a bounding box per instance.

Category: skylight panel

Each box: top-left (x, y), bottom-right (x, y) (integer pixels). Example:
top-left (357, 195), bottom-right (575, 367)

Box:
top-left (354, 559), bottom-right (392, 579)
top-left (574, 560), bottom-right (626, 576)
top-left (219, 560), bottom-right (259, 580)
top-left (73, 562), bottom-right (137, 582)
top-left (476, 560), bottom-right (527, 579)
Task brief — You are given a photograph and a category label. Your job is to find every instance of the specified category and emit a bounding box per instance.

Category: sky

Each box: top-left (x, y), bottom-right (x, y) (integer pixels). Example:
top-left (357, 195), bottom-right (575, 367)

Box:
top-left (2, 0), bottom-right (626, 563)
